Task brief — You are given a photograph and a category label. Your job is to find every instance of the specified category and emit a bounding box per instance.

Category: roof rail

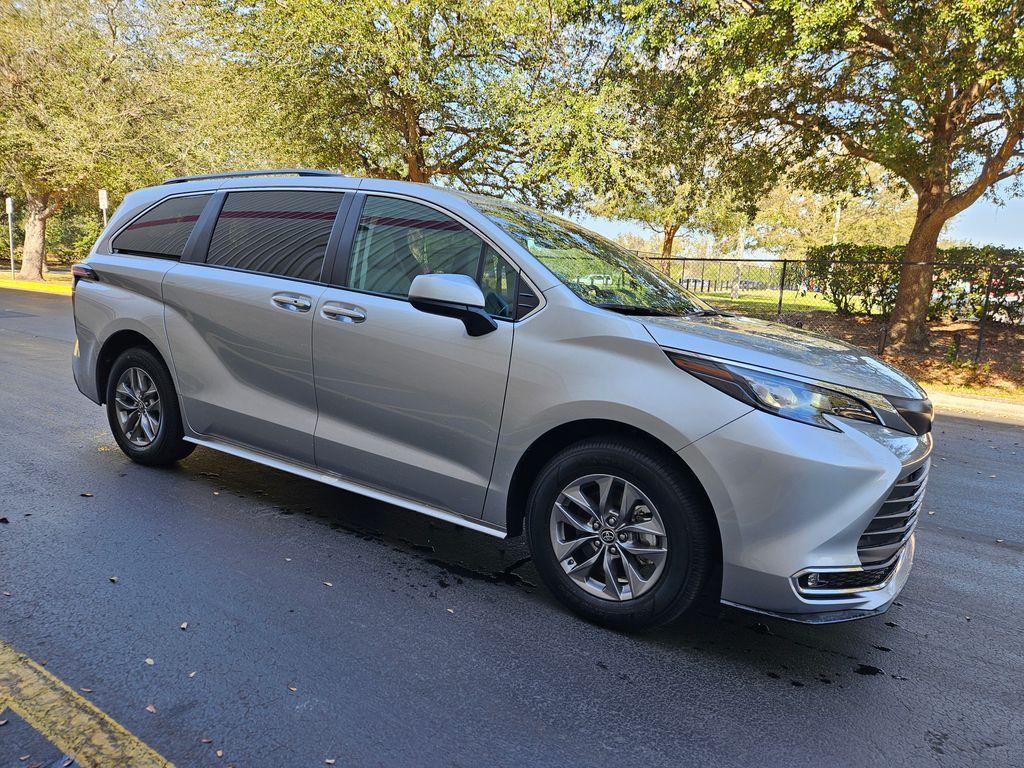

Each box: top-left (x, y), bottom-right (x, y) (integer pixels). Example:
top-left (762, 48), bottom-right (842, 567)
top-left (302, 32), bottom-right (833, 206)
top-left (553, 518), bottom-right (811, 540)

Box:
top-left (162, 168), bottom-right (343, 185)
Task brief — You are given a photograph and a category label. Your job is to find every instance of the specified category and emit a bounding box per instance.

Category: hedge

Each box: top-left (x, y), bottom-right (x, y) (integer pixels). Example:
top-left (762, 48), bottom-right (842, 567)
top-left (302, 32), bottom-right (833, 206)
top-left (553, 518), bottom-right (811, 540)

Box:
top-left (805, 244), bottom-right (1023, 323)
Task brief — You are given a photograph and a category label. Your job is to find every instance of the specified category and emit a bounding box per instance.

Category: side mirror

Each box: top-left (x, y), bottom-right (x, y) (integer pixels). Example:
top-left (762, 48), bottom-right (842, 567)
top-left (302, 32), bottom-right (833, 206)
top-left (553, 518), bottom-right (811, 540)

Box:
top-left (409, 274), bottom-right (498, 337)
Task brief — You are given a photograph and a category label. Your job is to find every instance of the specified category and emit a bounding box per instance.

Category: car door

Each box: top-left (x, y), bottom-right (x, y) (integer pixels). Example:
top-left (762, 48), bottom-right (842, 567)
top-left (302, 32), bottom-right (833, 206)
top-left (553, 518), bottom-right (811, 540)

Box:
top-left (312, 193), bottom-right (524, 517)
top-left (163, 188), bottom-right (347, 464)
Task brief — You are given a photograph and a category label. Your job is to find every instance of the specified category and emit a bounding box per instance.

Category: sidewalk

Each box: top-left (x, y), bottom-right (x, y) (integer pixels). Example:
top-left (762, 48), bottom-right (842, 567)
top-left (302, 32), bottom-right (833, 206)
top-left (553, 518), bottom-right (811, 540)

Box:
top-left (930, 390), bottom-right (1024, 421)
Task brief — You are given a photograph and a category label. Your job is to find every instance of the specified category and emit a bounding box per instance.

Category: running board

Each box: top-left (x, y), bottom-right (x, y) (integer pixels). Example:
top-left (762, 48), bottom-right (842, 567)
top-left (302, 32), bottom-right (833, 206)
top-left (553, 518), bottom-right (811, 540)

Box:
top-left (184, 436), bottom-right (507, 539)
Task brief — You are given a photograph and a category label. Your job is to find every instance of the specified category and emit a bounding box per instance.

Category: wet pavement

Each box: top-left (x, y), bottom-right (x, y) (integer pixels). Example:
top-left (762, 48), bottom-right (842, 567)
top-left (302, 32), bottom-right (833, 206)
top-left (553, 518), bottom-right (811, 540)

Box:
top-left (1, 287), bottom-right (1022, 767)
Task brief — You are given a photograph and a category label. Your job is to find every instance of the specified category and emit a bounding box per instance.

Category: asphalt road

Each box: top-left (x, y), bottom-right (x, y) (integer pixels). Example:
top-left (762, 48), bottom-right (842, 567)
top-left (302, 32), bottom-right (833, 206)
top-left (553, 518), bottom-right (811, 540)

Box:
top-left (1, 287), bottom-right (1022, 768)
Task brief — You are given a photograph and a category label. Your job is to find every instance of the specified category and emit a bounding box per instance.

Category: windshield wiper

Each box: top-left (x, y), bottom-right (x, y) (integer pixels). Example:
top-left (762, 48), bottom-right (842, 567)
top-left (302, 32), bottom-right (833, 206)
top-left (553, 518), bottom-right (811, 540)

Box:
top-left (594, 303), bottom-right (681, 317)
top-left (687, 309), bottom-right (734, 317)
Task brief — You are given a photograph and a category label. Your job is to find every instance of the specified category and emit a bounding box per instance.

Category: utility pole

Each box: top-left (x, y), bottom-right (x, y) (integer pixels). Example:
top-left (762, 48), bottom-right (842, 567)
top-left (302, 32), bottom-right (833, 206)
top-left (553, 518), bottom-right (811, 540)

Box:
top-left (731, 225), bottom-right (746, 300)
top-left (5, 197), bottom-right (14, 280)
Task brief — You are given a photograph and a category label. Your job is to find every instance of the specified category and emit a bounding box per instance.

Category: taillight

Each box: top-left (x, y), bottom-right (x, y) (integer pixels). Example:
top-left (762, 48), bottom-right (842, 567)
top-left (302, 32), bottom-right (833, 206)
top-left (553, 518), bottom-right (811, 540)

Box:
top-left (71, 263), bottom-right (98, 289)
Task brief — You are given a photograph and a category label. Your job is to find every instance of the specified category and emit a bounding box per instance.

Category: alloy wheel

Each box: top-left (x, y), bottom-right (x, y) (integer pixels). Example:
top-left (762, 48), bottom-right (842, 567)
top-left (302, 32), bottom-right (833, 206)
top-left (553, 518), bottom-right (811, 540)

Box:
top-left (114, 367), bottom-right (162, 448)
top-left (549, 474), bottom-right (669, 601)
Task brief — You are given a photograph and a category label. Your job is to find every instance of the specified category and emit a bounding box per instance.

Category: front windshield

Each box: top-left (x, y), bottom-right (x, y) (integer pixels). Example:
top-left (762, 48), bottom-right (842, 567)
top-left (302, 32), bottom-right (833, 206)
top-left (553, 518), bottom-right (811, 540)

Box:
top-left (473, 199), bottom-right (712, 316)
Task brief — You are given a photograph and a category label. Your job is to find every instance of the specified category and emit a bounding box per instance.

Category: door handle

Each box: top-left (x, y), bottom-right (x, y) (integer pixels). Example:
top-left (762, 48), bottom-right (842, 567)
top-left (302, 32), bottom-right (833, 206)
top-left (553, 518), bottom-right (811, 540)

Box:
top-left (272, 293), bottom-right (312, 312)
top-left (322, 302), bottom-right (367, 323)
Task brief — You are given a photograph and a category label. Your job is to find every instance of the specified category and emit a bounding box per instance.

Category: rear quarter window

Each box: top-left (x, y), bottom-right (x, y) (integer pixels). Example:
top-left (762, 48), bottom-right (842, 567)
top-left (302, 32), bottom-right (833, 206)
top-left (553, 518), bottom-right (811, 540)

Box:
top-left (112, 194), bottom-right (211, 258)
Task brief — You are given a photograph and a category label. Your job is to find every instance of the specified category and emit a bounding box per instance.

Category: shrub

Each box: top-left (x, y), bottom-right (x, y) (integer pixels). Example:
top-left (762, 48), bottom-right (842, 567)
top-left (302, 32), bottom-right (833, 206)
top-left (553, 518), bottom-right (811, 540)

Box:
top-left (805, 244), bottom-right (1022, 321)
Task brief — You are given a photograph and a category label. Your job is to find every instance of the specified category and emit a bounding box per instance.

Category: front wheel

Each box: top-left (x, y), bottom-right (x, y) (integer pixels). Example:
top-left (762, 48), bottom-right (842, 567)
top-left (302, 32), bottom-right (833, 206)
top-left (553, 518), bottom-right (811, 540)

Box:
top-left (526, 438), bottom-right (716, 631)
top-left (105, 347), bottom-right (194, 466)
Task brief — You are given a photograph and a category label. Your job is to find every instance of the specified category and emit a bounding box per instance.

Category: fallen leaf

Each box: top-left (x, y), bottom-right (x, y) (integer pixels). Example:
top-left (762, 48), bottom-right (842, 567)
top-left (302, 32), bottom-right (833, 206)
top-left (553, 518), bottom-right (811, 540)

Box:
top-left (446, 608), bottom-right (454, 614)
top-left (2, 592), bottom-right (10, 597)
top-left (0, 517), bottom-right (9, 524)
top-left (288, 685), bottom-right (297, 693)
top-left (109, 577), bottom-right (119, 583)
top-left (200, 738), bottom-right (212, 744)
top-left (62, 758), bottom-right (74, 767)
top-left (325, 760), bottom-right (337, 766)
top-left (80, 687), bottom-right (93, 693)
top-left (216, 749), bottom-right (224, 758)
top-left (927, 510), bottom-right (936, 516)
top-left (0, 719), bottom-right (7, 726)
top-left (285, 557), bottom-right (292, 562)
top-left (188, 671), bottom-right (197, 678)
top-left (18, 755), bottom-right (28, 762)
top-left (213, 491), bottom-right (220, 496)
top-left (323, 581), bottom-right (333, 588)
top-left (180, 622), bottom-right (188, 631)
top-left (80, 492), bottom-right (93, 498)
top-left (145, 704), bottom-right (157, 714)
top-left (145, 658), bottom-right (155, 666)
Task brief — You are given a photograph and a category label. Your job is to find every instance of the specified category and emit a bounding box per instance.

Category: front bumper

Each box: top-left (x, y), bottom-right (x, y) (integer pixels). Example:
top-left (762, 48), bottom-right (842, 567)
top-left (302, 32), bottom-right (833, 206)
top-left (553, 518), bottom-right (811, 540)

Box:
top-left (680, 409), bottom-right (931, 622)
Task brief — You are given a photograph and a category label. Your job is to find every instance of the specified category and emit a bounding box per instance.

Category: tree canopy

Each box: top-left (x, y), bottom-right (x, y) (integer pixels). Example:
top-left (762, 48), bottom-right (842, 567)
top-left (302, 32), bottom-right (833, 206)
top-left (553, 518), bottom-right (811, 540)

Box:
top-left (197, 0), bottom-right (567, 201)
top-left (615, 0), bottom-right (1024, 346)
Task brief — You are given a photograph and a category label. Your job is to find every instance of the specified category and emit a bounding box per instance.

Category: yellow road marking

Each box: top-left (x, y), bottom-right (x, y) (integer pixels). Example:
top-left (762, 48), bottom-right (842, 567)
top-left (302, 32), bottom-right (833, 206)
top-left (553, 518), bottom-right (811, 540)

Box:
top-left (0, 278), bottom-right (72, 296)
top-left (0, 639), bottom-right (173, 768)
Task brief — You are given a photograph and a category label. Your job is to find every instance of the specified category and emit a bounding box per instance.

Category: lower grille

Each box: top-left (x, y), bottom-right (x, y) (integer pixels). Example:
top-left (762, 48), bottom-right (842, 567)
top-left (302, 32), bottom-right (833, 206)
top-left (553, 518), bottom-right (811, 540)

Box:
top-left (858, 460), bottom-right (928, 565)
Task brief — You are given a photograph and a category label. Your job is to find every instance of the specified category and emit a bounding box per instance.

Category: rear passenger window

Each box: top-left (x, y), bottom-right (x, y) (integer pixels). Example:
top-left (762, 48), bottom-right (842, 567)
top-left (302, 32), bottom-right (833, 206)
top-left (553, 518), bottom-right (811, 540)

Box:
top-left (347, 195), bottom-right (517, 319)
top-left (206, 190), bottom-right (343, 281)
top-left (112, 194), bottom-right (210, 258)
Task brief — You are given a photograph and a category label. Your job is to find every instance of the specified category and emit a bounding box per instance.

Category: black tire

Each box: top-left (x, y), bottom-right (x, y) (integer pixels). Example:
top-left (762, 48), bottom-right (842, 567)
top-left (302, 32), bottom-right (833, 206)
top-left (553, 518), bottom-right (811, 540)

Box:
top-left (526, 438), bottom-right (715, 631)
top-left (105, 347), bottom-right (194, 466)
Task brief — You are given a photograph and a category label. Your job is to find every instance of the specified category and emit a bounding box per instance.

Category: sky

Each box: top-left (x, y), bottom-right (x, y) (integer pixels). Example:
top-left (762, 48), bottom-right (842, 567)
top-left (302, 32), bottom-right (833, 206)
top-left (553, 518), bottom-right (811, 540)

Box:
top-left (576, 195), bottom-right (1024, 250)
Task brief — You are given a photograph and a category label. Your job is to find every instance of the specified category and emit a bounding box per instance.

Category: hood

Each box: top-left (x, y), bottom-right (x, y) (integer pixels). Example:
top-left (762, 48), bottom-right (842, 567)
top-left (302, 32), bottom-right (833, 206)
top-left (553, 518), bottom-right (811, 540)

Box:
top-left (642, 313), bottom-right (926, 399)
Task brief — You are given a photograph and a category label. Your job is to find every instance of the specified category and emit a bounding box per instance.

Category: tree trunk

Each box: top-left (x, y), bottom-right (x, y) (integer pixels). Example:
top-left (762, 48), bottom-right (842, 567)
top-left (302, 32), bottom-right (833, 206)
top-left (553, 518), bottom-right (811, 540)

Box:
top-left (19, 192), bottom-right (51, 281)
top-left (887, 195), bottom-right (947, 350)
top-left (660, 222), bottom-right (679, 276)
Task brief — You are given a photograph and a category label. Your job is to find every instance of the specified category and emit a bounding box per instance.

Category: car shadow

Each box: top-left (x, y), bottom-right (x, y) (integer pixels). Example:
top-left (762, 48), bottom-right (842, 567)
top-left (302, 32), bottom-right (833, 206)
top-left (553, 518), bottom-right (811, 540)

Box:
top-left (167, 444), bottom-right (911, 689)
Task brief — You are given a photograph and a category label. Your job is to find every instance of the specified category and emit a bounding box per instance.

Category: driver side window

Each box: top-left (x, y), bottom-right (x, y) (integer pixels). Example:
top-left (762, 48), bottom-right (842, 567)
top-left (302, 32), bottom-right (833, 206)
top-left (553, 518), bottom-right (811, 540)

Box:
top-left (347, 195), bottom-right (517, 319)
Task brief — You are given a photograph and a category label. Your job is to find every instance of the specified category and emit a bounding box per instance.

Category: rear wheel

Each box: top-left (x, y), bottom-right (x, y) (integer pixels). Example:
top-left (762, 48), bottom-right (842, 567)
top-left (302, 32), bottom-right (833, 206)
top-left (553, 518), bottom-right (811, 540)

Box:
top-left (105, 347), bottom-right (194, 466)
top-left (526, 438), bottom-right (715, 630)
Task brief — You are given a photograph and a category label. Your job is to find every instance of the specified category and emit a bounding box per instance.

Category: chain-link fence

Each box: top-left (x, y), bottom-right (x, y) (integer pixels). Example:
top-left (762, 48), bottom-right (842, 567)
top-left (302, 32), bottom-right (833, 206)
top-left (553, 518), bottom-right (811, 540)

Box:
top-left (636, 252), bottom-right (1024, 362)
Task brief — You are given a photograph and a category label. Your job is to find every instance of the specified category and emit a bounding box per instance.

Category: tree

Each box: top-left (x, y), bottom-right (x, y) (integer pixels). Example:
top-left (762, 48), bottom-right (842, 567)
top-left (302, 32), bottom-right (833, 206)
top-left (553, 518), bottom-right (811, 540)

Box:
top-left (197, 0), bottom-right (563, 200)
top-left (618, 0), bottom-right (1024, 347)
top-left (755, 167), bottom-right (918, 258)
top-left (0, 1), bottom-right (280, 280)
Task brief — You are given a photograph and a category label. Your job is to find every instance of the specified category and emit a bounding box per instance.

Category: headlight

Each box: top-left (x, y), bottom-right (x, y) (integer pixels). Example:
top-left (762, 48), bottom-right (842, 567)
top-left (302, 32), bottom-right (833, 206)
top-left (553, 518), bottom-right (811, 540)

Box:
top-left (666, 351), bottom-right (881, 431)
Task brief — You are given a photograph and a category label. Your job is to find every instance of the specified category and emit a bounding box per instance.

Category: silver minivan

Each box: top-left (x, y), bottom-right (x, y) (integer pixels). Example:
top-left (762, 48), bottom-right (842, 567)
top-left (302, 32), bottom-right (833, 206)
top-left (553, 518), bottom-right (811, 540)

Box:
top-left (72, 170), bottom-right (932, 629)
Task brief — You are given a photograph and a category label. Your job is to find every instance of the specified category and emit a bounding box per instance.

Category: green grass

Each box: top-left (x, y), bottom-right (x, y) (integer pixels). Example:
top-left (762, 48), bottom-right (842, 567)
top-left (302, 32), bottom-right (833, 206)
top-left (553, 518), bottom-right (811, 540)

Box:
top-left (697, 289), bottom-right (837, 315)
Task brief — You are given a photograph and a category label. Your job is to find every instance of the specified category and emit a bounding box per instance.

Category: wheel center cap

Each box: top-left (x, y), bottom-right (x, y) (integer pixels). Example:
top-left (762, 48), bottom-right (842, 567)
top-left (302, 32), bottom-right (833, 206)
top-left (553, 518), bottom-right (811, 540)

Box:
top-left (599, 529), bottom-right (616, 544)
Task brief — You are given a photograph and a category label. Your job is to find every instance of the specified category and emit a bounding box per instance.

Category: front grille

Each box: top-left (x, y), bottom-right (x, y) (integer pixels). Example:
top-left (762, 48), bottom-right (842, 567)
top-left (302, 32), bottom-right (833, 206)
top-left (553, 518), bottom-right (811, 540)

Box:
top-left (858, 460), bottom-right (929, 565)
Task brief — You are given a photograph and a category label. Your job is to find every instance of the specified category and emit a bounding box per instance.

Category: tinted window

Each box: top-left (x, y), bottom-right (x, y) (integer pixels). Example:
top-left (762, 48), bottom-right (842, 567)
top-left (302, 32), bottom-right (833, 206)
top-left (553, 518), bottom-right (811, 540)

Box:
top-left (347, 196), bottom-right (516, 319)
top-left (206, 190), bottom-right (343, 281)
top-left (112, 194), bottom-right (210, 258)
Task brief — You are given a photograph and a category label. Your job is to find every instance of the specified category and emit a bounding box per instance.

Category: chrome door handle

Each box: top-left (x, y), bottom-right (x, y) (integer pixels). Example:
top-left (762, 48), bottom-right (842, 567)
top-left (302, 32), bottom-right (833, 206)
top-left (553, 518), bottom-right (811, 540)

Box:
top-left (272, 293), bottom-right (312, 312)
top-left (322, 302), bottom-right (367, 323)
